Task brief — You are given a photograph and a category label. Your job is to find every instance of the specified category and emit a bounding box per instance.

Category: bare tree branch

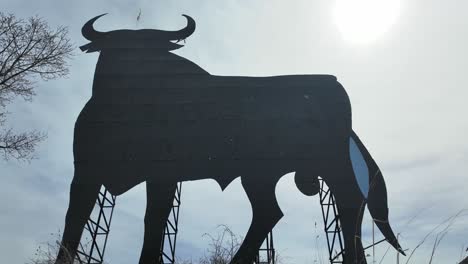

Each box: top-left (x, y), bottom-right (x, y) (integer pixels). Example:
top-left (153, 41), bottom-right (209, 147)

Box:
top-left (0, 127), bottom-right (46, 161)
top-left (0, 12), bottom-right (73, 161)
top-left (405, 209), bottom-right (467, 264)
top-left (28, 231), bottom-right (95, 264)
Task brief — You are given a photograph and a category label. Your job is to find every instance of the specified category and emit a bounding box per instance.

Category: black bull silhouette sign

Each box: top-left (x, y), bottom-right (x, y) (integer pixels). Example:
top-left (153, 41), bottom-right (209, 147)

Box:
top-left (56, 14), bottom-right (404, 264)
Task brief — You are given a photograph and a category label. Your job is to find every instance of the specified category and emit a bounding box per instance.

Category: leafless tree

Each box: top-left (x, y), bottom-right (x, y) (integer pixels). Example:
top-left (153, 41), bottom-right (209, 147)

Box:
top-left (176, 225), bottom-right (283, 264)
top-left (0, 12), bottom-right (73, 161)
top-left (198, 225), bottom-right (242, 264)
top-left (27, 232), bottom-right (80, 264)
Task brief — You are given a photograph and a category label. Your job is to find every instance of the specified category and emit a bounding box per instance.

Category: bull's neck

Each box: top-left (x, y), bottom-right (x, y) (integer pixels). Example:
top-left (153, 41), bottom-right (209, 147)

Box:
top-left (91, 49), bottom-right (208, 98)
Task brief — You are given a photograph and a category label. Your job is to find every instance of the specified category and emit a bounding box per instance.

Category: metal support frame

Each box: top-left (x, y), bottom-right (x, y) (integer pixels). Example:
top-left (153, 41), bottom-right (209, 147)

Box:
top-left (318, 178), bottom-right (391, 264)
top-left (318, 177), bottom-right (345, 264)
top-left (73, 178), bottom-right (389, 264)
top-left (75, 182), bottom-right (182, 264)
top-left (160, 182), bottom-right (183, 264)
top-left (75, 186), bottom-right (117, 264)
top-left (254, 231), bottom-right (276, 264)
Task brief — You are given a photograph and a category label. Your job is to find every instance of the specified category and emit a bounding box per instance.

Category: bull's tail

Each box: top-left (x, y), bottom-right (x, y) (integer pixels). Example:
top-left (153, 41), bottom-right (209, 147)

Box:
top-left (350, 131), bottom-right (405, 255)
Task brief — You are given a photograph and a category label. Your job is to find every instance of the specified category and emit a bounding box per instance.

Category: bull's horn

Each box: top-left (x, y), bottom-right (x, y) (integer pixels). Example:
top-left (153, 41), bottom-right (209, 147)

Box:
top-left (82, 13), bottom-right (107, 41)
top-left (166, 14), bottom-right (196, 40)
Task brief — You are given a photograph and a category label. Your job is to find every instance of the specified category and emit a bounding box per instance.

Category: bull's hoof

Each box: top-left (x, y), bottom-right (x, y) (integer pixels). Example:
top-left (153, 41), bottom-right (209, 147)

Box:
top-left (294, 173), bottom-right (320, 196)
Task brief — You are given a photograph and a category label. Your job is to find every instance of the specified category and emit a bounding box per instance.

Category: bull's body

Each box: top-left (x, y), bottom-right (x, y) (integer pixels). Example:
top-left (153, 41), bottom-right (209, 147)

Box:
top-left (75, 51), bottom-right (349, 195)
top-left (56, 15), bottom-right (403, 264)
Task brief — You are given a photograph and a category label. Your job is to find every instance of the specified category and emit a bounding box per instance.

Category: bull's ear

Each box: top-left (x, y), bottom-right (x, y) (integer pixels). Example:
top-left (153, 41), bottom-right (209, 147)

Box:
top-left (79, 42), bottom-right (100, 53)
top-left (167, 41), bottom-right (185, 51)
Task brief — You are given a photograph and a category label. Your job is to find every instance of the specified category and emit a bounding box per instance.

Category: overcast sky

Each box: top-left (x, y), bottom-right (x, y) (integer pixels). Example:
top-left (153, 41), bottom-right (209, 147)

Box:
top-left (1, 0), bottom-right (468, 263)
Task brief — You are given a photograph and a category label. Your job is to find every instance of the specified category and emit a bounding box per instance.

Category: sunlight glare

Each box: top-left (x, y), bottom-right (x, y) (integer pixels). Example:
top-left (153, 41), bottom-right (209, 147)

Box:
top-left (333, 0), bottom-right (401, 44)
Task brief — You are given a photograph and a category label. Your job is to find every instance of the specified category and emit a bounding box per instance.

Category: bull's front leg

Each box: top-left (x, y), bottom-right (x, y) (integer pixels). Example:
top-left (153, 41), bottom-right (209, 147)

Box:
top-left (230, 176), bottom-right (284, 264)
top-left (139, 179), bottom-right (177, 264)
top-left (56, 170), bottom-right (101, 264)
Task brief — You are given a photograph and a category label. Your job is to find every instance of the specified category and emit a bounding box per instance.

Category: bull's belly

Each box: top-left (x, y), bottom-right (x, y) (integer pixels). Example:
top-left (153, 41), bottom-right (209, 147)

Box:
top-left (73, 119), bottom-right (343, 195)
top-left (76, 158), bottom-right (324, 196)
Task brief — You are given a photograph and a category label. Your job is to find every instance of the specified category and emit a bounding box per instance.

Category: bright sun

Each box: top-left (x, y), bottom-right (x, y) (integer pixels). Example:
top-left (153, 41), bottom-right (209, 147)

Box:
top-left (333, 0), bottom-right (401, 44)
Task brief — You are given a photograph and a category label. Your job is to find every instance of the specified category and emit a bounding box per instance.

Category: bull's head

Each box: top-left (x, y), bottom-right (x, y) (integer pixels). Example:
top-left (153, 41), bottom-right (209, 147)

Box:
top-left (79, 14), bottom-right (195, 53)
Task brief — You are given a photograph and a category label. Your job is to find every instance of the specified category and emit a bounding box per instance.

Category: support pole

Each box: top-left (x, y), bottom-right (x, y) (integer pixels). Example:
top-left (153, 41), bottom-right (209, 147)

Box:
top-left (373, 220), bottom-right (375, 264)
top-left (254, 231), bottom-right (276, 264)
top-left (160, 182), bottom-right (183, 264)
top-left (75, 186), bottom-right (116, 264)
top-left (318, 177), bottom-right (345, 264)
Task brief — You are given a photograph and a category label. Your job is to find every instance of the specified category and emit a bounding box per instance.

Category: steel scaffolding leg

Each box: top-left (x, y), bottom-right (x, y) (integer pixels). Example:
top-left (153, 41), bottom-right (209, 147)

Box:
top-left (160, 182), bottom-right (183, 264)
top-left (318, 177), bottom-right (345, 264)
top-left (75, 182), bottom-right (182, 264)
top-left (75, 186), bottom-right (116, 264)
top-left (254, 231), bottom-right (276, 264)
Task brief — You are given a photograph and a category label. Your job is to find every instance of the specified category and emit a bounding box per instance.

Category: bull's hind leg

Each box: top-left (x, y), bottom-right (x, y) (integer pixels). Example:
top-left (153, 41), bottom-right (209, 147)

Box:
top-left (139, 179), bottom-right (177, 264)
top-left (230, 177), bottom-right (283, 264)
top-left (335, 200), bottom-right (366, 264)
top-left (326, 160), bottom-right (367, 264)
top-left (56, 170), bottom-right (101, 264)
